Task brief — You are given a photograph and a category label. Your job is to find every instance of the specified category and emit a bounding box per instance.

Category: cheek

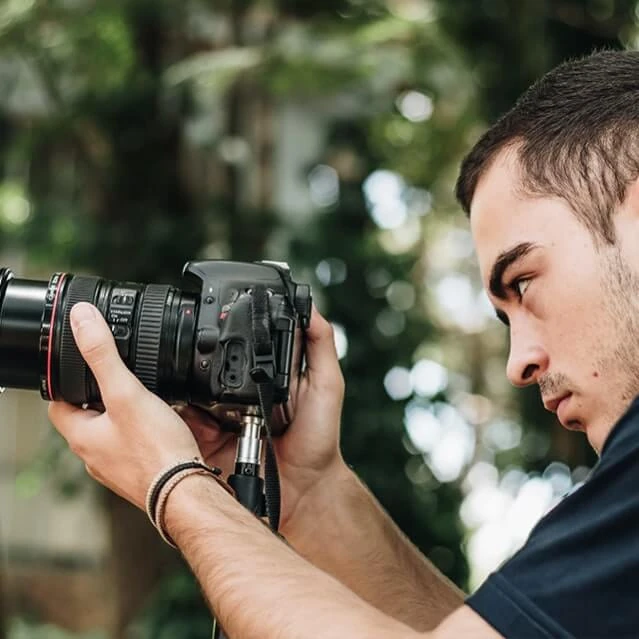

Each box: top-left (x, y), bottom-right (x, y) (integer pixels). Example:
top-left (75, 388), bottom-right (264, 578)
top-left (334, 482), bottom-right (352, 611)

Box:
top-left (533, 272), bottom-right (604, 338)
top-left (575, 314), bottom-right (621, 390)
top-left (536, 291), bottom-right (604, 373)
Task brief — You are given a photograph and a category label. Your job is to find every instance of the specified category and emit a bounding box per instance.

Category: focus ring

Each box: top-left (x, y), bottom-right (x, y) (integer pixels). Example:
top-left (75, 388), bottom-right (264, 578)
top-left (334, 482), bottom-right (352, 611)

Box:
top-left (58, 276), bottom-right (100, 403)
top-left (134, 285), bottom-right (170, 394)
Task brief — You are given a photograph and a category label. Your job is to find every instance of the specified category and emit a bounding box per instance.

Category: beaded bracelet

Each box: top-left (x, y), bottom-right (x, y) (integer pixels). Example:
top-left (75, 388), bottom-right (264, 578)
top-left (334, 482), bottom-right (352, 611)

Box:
top-left (145, 458), bottom-right (235, 547)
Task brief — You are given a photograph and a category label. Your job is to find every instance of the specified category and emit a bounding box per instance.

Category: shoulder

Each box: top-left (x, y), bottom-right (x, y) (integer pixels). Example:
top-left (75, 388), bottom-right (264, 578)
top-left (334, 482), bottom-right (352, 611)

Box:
top-left (431, 605), bottom-right (502, 639)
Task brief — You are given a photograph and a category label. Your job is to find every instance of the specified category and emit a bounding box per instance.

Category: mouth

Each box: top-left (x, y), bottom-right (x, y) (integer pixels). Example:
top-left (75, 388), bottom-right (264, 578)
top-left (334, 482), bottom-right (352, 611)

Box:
top-left (543, 393), bottom-right (571, 414)
top-left (543, 393), bottom-right (585, 432)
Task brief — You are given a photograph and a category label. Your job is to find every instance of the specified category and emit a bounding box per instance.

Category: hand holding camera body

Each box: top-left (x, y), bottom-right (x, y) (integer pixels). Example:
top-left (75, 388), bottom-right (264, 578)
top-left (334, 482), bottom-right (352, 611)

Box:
top-left (0, 260), bottom-right (312, 434)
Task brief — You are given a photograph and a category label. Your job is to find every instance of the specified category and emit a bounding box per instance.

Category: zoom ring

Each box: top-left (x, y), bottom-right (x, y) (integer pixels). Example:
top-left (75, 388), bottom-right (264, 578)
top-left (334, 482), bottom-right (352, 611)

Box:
top-left (59, 276), bottom-right (100, 403)
top-left (134, 285), bottom-right (170, 394)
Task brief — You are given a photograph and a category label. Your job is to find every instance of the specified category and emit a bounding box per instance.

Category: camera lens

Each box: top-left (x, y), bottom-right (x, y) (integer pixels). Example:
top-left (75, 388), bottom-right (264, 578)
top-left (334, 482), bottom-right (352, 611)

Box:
top-left (0, 268), bottom-right (48, 390)
top-left (0, 268), bottom-right (198, 406)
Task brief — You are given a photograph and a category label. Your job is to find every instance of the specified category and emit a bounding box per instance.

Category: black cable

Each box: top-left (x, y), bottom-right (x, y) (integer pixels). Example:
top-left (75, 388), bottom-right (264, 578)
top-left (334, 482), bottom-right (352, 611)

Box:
top-left (212, 285), bottom-right (283, 638)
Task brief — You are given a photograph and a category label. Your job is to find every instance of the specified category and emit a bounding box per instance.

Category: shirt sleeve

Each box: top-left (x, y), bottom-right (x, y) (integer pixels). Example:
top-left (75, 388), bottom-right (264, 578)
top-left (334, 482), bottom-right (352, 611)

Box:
top-left (467, 572), bottom-right (574, 638)
top-left (466, 399), bottom-right (639, 638)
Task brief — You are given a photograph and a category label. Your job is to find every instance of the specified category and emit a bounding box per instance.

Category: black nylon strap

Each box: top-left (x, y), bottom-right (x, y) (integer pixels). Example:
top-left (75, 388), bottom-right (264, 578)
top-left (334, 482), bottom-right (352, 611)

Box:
top-left (258, 383), bottom-right (281, 531)
top-left (249, 284), bottom-right (281, 532)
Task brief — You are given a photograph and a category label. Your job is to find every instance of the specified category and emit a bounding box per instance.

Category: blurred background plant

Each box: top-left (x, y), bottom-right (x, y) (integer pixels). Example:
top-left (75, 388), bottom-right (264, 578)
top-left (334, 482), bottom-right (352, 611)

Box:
top-left (0, 0), bottom-right (637, 636)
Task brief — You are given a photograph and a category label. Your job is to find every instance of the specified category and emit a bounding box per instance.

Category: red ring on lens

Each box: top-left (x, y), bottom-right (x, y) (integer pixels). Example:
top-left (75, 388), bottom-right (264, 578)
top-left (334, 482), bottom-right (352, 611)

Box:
top-left (43, 273), bottom-right (67, 400)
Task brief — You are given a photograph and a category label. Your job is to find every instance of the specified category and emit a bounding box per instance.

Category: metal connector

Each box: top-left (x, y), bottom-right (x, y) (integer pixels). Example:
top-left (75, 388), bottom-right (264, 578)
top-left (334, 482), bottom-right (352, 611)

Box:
top-left (236, 407), bottom-right (263, 465)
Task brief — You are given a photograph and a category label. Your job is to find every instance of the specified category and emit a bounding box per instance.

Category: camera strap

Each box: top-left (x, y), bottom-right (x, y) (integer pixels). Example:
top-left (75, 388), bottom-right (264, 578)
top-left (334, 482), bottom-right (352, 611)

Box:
top-left (249, 284), bottom-right (281, 532)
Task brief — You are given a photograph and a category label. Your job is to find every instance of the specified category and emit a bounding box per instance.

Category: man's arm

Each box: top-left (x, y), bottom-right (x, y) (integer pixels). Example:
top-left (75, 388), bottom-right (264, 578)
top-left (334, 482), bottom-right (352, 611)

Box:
top-left (180, 310), bottom-right (462, 630)
top-left (165, 473), bottom-right (497, 639)
top-left (279, 463), bottom-right (464, 631)
top-left (47, 303), bottom-right (499, 639)
top-left (165, 474), bottom-right (422, 639)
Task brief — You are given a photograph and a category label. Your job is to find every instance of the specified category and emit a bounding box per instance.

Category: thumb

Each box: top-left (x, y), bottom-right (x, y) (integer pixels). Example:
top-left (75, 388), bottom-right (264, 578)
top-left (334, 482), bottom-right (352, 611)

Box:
top-left (303, 306), bottom-right (344, 398)
top-left (70, 302), bottom-right (140, 405)
top-left (305, 307), bottom-right (341, 375)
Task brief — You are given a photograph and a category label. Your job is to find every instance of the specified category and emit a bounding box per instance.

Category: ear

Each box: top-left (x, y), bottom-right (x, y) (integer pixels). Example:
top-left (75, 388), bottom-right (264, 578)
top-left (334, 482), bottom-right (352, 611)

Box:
top-left (613, 174), bottom-right (639, 260)
top-left (623, 174), bottom-right (639, 216)
top-left (615, 174), bottom-right (639, 224)
top-left (626, 175), bottom-right (639, 204)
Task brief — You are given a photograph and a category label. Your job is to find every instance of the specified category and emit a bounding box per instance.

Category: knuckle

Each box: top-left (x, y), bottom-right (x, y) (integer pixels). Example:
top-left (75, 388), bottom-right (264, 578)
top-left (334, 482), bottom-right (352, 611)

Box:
top-left (107, 380), bottom-right (142, 413)
top-left (69, 438), bottom-right (87, 459)
top-left (314, 369), bottom-right (345, 397)
top-left (85, 463), bottom-right (101, 482)
top-left (333, 374), bottom-right (346, 397)
top-left (80, 337), bottom-right (113, 369)
top-left (320, 318), bottom-right (335, 340)
top-left (310, 312), bottom-right (333, 340)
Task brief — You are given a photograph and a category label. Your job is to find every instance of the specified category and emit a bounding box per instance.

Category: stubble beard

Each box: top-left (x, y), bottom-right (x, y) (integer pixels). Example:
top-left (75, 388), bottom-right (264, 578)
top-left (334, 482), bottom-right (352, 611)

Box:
top-left (538, 246), bottom-right (639, 449)
top-left (597, 247), bottom-right (639, 425)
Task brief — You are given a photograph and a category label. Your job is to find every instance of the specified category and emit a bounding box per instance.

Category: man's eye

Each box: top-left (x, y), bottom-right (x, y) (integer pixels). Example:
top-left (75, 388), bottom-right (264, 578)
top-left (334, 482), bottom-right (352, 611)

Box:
top-left (515, 278), bottom-right (531, 298)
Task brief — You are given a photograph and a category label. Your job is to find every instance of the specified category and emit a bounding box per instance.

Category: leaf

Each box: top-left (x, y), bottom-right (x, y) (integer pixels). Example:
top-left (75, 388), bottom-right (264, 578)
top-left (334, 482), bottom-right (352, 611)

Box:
top-left (164, 46), bottom-right (263, 91)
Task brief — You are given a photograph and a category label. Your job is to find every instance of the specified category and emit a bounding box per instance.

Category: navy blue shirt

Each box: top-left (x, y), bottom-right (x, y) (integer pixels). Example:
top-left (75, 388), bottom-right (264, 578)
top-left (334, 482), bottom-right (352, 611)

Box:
top-left (467, 397), bottom-right (639, 638)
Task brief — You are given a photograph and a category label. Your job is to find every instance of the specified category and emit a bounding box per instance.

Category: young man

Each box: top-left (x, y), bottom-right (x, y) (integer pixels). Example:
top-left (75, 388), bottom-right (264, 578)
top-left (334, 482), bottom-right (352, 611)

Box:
top-left (49, 49), bottom-right (639, 637)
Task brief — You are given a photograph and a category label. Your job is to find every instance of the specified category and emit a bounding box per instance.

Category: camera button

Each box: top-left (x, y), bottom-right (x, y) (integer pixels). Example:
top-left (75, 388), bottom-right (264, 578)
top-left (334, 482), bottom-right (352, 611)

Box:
top-left (197, 328), bottom-right (218, 354)
top-left (111, 325), bottom-right (130, 339)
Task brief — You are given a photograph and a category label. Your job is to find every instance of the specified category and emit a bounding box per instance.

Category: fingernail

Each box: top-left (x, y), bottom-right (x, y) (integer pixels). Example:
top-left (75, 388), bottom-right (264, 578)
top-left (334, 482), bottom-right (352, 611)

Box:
top-left (71, 302), bottom-right (97, 328)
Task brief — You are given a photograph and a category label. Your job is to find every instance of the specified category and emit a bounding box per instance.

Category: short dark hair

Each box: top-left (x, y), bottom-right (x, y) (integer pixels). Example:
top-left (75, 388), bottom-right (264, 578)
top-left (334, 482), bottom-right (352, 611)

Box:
top-left (455, 50), bottom-right (639, 243)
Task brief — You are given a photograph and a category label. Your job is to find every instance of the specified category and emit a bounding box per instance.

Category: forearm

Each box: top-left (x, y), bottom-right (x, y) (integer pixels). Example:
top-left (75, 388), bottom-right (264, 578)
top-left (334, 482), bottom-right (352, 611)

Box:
top-left (280, 464), bottom-right (464, 631)
top-left (165, 474), bottom-right (424, 639)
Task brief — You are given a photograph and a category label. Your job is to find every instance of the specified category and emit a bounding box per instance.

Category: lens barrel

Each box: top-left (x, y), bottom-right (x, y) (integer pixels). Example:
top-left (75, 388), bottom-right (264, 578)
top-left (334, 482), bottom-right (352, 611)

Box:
top-left (0, 269), bottom-right (48, 390)
top-left (0, 268), bottom-right (197, 406)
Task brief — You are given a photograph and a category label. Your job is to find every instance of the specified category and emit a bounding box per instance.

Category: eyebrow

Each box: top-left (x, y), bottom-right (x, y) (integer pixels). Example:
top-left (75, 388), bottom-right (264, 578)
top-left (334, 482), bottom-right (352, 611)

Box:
top-left (488, 241), bottom-right (539, 325)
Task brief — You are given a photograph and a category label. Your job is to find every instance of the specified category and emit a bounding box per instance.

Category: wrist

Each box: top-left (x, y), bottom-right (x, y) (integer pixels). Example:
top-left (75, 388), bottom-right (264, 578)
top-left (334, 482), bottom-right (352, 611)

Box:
top-left (162, 472), bottom-right (231, 545)
top-left (279, 459), bottom-right (359, 544)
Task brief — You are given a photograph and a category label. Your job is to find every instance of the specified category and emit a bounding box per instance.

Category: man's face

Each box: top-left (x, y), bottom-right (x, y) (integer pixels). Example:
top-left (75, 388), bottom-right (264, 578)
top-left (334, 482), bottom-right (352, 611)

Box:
top-left (470, 149), bottom-right (639, 453)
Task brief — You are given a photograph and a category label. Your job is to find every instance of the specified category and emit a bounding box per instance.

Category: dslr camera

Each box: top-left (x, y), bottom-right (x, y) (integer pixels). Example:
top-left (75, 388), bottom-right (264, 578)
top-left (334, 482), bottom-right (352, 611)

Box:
top-left (0, 260), bottom-right (311, 434)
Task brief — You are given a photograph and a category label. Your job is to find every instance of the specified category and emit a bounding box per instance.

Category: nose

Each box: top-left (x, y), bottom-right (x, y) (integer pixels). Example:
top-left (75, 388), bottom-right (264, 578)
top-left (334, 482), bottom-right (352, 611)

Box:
top-left (506, 323), bottom-right (549, 387)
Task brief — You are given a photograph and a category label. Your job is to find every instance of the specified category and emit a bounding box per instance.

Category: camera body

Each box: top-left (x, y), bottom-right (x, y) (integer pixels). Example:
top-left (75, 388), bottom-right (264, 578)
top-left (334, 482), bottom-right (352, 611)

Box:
top-left (180, 260), bottom-right (311, 432)
top-left (0, 260), bottom-right (311, 435)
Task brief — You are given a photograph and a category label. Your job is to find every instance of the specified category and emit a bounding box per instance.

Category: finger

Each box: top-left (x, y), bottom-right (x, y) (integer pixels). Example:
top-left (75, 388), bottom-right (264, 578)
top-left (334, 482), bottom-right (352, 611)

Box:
top-left (304, 305), bottom-right (342, 378)
top-left (177, 405), bottom-right (220, 429)
top-left (48, 401), bottom-right (102, 458)
top-left (180, 407), bottom-right (234, 448)
top-left (69, 302), bottom-right (143, 408)
top-left (85, 463), bottom-right (98, 481)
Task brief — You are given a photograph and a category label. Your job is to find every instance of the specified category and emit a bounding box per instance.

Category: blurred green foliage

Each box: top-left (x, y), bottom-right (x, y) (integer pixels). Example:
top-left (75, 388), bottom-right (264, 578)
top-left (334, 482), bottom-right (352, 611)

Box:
top-left (0, 0), bottom-right (637, 635)
top-left (8, 618), bottom-right (105, 639)
top-left (129, 572), bottom-right (211, 639)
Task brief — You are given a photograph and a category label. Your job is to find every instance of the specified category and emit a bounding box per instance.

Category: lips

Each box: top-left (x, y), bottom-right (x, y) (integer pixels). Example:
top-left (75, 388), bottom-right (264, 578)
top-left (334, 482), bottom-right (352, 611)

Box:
top-left (542, 393), bottom-right (583, 430)
top-left (543, 393), bottom-right (571, 414)
top-left (556, 395), bottom-right (572, 426)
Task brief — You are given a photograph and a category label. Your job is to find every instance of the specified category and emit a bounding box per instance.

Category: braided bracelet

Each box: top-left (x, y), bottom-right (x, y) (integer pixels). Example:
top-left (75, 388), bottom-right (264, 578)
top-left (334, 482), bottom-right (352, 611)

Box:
top-left (145, 458), bottom-right (235, 547)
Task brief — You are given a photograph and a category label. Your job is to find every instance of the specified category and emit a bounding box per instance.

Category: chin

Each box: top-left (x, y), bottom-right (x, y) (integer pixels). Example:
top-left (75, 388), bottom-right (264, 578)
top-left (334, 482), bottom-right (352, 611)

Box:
top-left (585, 421), bottom-right (612, 456)
top-left (585, 431), bottom-right (601, 456)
